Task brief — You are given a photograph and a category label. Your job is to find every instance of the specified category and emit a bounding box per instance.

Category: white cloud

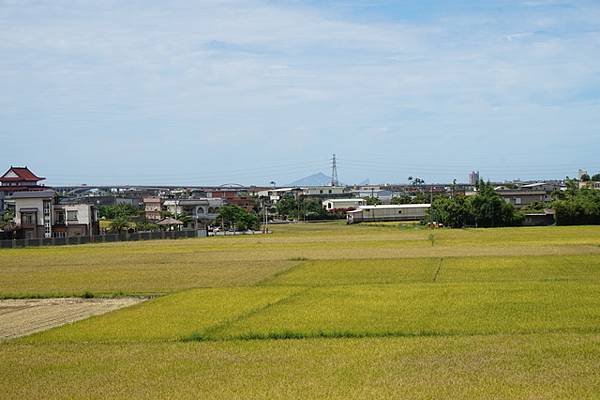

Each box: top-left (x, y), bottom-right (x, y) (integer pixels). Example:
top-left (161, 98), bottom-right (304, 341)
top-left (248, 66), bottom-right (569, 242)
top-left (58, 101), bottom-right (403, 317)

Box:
top-left (1, 0), bottom-right (599, 183)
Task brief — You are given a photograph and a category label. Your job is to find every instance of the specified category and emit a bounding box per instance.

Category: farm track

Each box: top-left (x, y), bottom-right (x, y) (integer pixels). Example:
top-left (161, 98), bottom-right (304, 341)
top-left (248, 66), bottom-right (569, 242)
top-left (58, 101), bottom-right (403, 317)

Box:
top-left (0, 298), bottom-right (145, 340)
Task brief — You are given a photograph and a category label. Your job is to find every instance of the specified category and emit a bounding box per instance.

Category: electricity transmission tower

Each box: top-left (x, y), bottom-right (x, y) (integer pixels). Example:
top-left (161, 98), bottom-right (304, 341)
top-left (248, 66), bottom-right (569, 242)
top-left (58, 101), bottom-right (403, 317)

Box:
top-left (331, 154), bottom-right (339, 187)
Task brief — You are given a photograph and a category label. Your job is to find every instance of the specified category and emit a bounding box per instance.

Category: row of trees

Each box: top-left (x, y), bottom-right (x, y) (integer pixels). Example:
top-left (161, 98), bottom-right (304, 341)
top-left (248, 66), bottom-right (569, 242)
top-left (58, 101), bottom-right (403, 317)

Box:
top-left (275, 194), bottom-right (334, 220)
top-left (431, 179), bottom-right (600, 228)
top-left (553, 180), bottom-right (600, 225)
top-left (430, 181), bottom-right (523, 228)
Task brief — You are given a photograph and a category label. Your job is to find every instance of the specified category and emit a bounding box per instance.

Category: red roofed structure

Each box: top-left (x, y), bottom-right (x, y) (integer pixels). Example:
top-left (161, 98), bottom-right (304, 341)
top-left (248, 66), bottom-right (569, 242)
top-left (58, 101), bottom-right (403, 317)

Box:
top-left (0, 166), bottom-right (47, 193)
top-left (1, 166), bottom-right (45, 185)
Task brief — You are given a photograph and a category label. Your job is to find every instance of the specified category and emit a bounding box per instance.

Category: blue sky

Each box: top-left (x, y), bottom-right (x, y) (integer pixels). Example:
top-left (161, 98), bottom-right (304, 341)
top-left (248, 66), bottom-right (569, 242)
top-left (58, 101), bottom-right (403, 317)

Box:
top-left (1, 0), bottom-right (599, 186)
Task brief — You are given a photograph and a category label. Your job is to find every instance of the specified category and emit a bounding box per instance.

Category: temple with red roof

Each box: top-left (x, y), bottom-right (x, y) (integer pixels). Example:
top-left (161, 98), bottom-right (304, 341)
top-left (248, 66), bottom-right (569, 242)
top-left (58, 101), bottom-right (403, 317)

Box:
top-left (0, 166), bottom-right (46, 190)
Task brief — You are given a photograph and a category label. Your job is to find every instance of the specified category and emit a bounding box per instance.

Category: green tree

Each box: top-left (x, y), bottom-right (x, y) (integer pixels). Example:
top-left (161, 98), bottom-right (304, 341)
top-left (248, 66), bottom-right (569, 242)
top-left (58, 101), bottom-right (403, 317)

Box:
top-left (428, 181), bottom-right (523, 228)
top-left (580, 173), bottom-right (591, 182)
top-left (301, 197), bottom-right (330, 220)
top-left (411, 192), bottom-right (428, 204)
top-left (217, 205), bottom-right (260, 231)
top-left (276, 194), bottom-right (298, 219)
top-left (429, 196), bottom-right (471, 228)
top-left (1, 210), bottom-right (15, 229)
top-left (391, 195), bottom-right (411, 205)
top-left (99, 204), bottom-right (139, 219)
top-left (591, 173), bottom-right (600, 182)
top-left (109, 216), bottom-right (130, 233)
top-left (553, 186), bottom-right (600, 225)
top-left (365, 196), bottom-right (381, 205)
top-left (469, 181), bottom-right (522, 227)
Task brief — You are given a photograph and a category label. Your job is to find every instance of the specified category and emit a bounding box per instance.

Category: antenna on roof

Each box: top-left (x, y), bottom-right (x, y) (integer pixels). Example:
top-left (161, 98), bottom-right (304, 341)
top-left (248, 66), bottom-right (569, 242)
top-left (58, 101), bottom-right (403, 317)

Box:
top-left (331, 154), bottom-right (339, 187)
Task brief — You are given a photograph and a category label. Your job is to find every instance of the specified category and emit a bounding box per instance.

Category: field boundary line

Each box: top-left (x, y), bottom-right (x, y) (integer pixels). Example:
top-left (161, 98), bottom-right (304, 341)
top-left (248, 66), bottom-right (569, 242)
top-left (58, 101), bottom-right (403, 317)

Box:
top-left (188, 326), bottom-right (600, 343)
top-left (433, 258), bottom-right (443, 282)
top-left (255, 260), bottom-right (311, 286)
top-left (182, 287), bottom-right (312, 342)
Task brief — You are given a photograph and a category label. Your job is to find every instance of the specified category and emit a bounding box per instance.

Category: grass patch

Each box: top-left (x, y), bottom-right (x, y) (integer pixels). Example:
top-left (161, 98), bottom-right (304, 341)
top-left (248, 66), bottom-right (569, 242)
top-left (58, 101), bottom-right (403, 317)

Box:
top-left (21, 287), bottom-right (300, 343)
top-left (212, 283), bottom-right (600, 340)
top-left (2, 334), bottom-right (600, 399)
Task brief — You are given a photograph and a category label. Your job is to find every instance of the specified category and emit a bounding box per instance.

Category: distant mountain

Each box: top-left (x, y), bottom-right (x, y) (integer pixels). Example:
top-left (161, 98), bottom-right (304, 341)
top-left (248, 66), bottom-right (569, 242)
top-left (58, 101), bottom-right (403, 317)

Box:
top-left (290, 172), bottom-right (332, 186)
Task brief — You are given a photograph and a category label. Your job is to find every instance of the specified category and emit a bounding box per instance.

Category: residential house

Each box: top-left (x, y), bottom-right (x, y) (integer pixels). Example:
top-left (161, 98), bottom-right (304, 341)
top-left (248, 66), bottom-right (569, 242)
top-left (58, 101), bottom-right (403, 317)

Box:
top-left (163, 197), bottom-right (224, 229)
top-left (5, 190), bottom-right (99, 239)
top-left (0, 166), bottom-right (47, 214)
top-left (143, 196), bottom-right (163, 221)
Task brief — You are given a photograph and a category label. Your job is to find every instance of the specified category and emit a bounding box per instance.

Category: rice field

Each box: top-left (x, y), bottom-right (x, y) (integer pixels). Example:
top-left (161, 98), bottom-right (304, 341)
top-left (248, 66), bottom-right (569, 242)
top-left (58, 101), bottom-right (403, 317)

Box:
top-left (1, 223), bottom-right (600, 398)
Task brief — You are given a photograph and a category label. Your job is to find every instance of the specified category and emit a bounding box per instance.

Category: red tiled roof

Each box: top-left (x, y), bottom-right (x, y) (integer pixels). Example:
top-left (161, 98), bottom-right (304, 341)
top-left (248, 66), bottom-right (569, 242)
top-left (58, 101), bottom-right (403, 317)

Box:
top-left (0, 167), bottom-right (45, 182)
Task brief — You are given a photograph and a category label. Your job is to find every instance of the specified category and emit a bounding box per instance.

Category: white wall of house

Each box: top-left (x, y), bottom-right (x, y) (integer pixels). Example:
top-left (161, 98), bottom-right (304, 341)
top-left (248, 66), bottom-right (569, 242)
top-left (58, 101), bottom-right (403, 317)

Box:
top-left (322, 198), bottom-right (365, 210)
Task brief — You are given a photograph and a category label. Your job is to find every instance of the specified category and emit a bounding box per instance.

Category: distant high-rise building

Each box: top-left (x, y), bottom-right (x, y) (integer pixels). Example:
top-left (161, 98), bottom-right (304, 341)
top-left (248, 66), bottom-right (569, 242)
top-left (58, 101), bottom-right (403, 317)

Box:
top-left (469, 171), bottom-right (480, 186)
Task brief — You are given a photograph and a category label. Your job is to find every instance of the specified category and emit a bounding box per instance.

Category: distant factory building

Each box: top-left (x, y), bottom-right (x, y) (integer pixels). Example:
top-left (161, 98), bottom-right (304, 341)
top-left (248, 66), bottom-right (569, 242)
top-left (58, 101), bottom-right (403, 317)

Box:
top-left (346, 204), bottom-right (430, 224)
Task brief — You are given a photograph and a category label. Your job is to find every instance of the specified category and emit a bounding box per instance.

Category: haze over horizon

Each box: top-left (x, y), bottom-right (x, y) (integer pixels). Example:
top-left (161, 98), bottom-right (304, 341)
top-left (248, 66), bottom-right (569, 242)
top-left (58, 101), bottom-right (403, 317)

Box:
top-left (1, 0), bottom-right (599, 186)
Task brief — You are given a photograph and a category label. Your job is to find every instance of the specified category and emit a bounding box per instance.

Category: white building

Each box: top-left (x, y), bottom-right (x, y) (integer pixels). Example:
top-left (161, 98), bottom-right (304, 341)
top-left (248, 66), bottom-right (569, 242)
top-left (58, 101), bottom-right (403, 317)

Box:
top-left (322, 198), bottom-right (365, 211)
top-left (163, 197), bottom-right (224, 226)
top-left (347, 204), bottom-right (430, 224)
top-left (6, 190), bottom-right (98, 239)
top-left (7, 190), bottom-right (54, 239)
top-left (302, 186), bottom-right (347, 197)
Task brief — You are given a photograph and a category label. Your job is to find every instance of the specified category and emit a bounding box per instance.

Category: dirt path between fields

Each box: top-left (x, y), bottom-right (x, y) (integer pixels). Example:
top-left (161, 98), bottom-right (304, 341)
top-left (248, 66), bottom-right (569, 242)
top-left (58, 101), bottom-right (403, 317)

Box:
top-left (0, 297), bottom-right (145, 340)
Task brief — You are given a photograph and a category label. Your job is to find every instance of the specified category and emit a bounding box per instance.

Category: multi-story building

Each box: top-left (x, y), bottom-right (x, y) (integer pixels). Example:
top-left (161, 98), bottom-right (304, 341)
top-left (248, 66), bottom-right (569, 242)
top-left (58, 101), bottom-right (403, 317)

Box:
top-left (143, 196), bottom-right (163, 221)
top-left (7, 190), bottom-right (55, 239)
top-left (208, 190), bottom-right (255, 212)
top-left (5, 190), bottom-right (99, 239)
top-left (52, 204), bottom-right (99, 238)
top-left (469, 171), bottom-right (480, 186)
top-left (163, 197), bottom-right (224, 228)
top-left (0, 166), bottom-right (48, 214)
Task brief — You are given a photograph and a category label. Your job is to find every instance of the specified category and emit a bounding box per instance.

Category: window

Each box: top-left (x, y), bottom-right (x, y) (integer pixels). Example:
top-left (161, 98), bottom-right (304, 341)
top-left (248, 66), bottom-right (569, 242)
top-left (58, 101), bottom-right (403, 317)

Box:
top-left (398, 210), bottom-right (402, 214)
top-left (23, 214), bottom-right (34, 224)
top-left (67, 210), bottom-right (78, 222)
top-left (514, 198), bottom-right (522, 205)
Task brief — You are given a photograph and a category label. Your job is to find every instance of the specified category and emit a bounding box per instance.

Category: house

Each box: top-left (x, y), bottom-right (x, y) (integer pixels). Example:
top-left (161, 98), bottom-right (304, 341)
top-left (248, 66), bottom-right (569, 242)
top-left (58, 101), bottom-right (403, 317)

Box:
top-left (349, 186), bottom-right (395, 204)
top-left (495, 190), bottom-right (548, 208)
top-left (163, 197), bottom-right (224, 228)
top-left (256, 188), bottom-right (301, 204)
top-left (5, 190), bottom-right (99, 239)
top-left (523, 210), bottom-right (555, 226)
top-left (322, 198), bottom-right (365, 211)
top-left (0, 166), bottom-right (47, 214)
top-left (347, 204), bottom-right (430, 224)
top-left (579, 181), bottom-right (600, 190)
top-left (302, 186), bottom-right (347, 197)
top-left (5, 190), bottom-right (55, 239)
top-left (52, 204), bottom-right (100, 238)
top-left (208, 190), bottom-right (255, 212)
top-left (143, 196), bottom-right (163, 221)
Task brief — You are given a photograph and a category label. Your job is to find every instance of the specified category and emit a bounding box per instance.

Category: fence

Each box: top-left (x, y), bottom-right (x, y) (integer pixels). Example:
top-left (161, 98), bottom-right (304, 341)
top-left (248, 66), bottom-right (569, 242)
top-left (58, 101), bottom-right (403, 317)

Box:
top-left (0, 230), bottom-right (204, 249)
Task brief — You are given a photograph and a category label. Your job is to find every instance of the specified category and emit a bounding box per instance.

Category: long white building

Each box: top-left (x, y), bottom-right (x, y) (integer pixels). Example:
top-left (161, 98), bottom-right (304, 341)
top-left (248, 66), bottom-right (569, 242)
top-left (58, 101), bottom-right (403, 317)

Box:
top-left (322, 198), bottom-right (365, 211)
top-left (346, 204), bottom-right (430, 224)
